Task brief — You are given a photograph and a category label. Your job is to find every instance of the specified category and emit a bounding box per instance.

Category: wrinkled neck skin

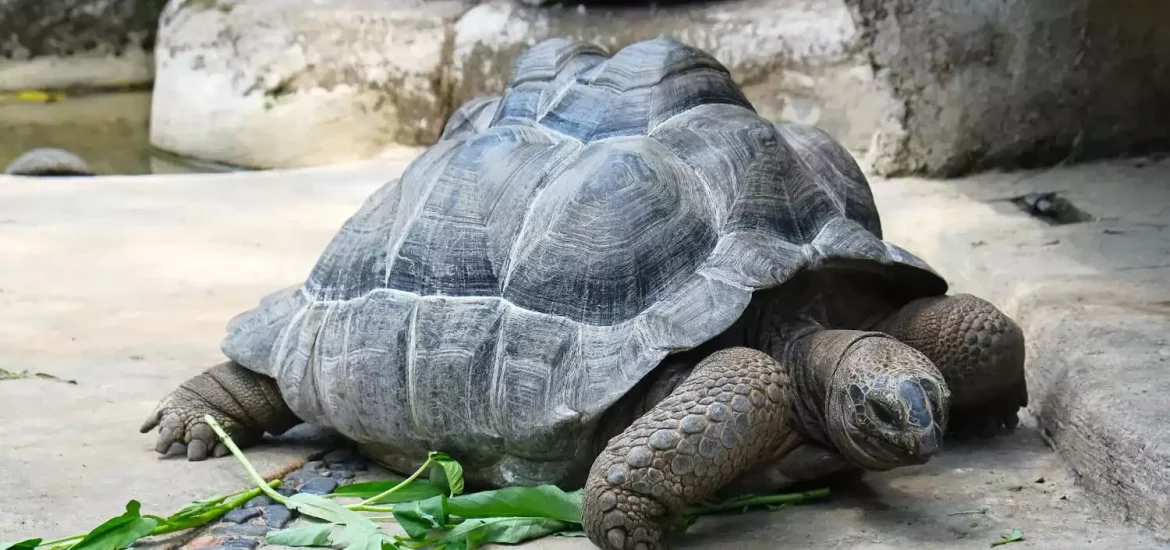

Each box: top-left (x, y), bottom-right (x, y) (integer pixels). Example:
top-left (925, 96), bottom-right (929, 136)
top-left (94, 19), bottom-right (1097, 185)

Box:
top-left (734, 270), bottom-right (922, 471)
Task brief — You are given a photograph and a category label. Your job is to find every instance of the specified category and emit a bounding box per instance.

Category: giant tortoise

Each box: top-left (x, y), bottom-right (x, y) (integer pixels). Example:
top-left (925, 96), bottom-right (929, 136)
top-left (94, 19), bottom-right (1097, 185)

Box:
top-left (139, 37), bottom-right (1027, 550)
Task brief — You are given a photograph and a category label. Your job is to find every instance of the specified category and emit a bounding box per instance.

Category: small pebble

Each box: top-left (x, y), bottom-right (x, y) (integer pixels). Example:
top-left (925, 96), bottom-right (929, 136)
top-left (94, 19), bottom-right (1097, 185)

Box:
top-left (323, 448), bottom-right (357, 465)
top-left (221, 540), bottom-right (260, 550)
top-left (244, 495), bottom-right (273, 508)
top-left (223, 507), bottom-right (261, 524)
top-left (329, 470), bottom-right (356, 482)
top-left (299, 476), bottom-right (339, 495)
top-left (213, 523), bottom-right (271, 537)
top-left (263, 504), bottom-right (295, 529)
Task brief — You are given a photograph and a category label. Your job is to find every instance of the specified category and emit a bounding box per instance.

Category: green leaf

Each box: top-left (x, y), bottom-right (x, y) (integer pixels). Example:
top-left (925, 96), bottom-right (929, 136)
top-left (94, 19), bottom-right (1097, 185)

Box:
top-left (391, 495), bottom-right (449, 540)
top-left (427, 452), bottom-right (465, 496)
top-left (266, 523), bottom-right (336, 547)
top-left (286, 493), bottom-right (377, 527)
top-left (440, 517), bottom-right (573, 550)
top-left (554, 530), bottom-right (587, 538)
top-left (331, 480), bottom-right (445, 503)
top-left (991, 528), bottom-right (1024, 547)
top-left (446, 485), bottom-right (582, 523)
top-left (70, 500), bottom-right (159, 550)
top-left (333, 522), bottom-right (400, 550)
top-left (1, 539), bottom-right (42, 550)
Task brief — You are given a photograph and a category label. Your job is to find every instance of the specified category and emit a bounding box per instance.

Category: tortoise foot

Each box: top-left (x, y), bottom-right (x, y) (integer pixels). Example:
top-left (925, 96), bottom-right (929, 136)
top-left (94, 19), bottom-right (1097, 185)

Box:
top-left (139, 361), bottom-right (300, 461)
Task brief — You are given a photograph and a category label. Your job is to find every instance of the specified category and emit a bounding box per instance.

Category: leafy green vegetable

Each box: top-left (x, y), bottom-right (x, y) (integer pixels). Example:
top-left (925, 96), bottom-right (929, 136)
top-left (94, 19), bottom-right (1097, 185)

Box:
top-left (991, 528), bottom-right (1024, 547)
top-left (69, 501), bottom-right (158, 550)
top-left (265, 523), bottom-right (335, 547)
top-left (426, 452), bottom-right (464, 497)
top-left (332, 480), bottom-right (445, 503)
top-left (1, 539), bottom-right (42, 550)
top-left (286, 493), bottom-right (377, 527)
top-left (439, 517), bottom-right (573, 550)
top-left (333, 522), bottom-right (399, 550)
top-left (392, 495), bottom-right (449, 540)
top-left (446, 485), bottom-right (582, 523)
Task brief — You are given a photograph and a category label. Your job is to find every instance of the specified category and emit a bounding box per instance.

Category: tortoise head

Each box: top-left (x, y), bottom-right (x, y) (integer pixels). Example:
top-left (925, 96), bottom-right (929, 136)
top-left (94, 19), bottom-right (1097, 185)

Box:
top-left (822, 336), bottom-right (951, 471)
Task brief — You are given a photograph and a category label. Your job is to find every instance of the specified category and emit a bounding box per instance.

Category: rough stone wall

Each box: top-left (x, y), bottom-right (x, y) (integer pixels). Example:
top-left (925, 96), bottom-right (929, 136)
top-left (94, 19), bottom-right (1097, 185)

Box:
top-left (0, 0), bottom-right (166, 91)
top-left (149, 0), bottom-right (886, 168)
top-left (850, 0), bottom-right (1170, 177)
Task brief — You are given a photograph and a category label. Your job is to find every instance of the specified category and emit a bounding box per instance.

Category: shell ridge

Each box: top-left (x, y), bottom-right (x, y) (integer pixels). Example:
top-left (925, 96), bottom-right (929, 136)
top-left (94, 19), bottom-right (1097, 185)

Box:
top-left (404, 300), bottom-right (423, 439)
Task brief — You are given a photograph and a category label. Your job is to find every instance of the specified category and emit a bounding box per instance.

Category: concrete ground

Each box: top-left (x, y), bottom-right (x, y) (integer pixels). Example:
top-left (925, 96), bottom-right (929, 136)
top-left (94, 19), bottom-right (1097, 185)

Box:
top-left (1, 150), bottom-right (1168, 548)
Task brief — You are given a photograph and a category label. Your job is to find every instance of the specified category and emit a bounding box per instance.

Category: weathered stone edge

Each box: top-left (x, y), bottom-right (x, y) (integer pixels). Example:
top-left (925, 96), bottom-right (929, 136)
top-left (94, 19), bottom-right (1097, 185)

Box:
top-left (1003, 279), bottom-right (1170, 539)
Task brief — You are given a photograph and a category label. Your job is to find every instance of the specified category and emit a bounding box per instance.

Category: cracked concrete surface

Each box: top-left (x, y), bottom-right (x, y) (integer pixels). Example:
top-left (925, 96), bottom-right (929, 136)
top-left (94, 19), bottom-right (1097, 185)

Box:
top-left (1, 151), bottom-right (1168, 548)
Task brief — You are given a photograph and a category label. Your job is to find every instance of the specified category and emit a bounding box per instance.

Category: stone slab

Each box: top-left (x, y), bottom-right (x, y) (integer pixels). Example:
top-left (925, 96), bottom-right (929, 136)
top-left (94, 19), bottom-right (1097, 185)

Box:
top-left (0, 148), bottom-right (421, 542)
top-left (871, 154), bottom-right (1170, 536)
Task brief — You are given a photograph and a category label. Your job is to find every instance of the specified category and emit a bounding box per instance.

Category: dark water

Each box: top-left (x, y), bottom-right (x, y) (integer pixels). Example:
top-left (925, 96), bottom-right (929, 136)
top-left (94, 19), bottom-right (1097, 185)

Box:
top-left (0, 90), bottom-right (235, 176)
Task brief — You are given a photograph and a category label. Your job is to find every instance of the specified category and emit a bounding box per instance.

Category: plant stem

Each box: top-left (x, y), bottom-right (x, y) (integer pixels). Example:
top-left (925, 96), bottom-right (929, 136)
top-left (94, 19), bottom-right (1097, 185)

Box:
top-left (203, 415), bottom-right (288, 504)
top-left (683, 488), bottom-right (830, 516)
top-left (358, 458), bottom-right (433, 506)
top-left (37, 534), bottom-right (83, 547)
top-left (349, 504), bottom-right (396, 513)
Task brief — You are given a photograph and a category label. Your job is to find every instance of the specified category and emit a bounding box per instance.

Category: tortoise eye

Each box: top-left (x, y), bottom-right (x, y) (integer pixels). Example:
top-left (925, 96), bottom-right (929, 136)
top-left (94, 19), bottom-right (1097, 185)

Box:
top-left (869, 397), bottom-right (898, 426)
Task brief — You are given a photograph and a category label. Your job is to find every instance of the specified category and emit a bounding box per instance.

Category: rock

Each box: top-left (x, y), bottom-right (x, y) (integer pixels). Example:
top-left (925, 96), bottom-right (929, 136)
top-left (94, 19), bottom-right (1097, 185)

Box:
top-left (0, 0), bottom-right (163, 92)
top-left (210, 522), bottom-right (272, 537)
top-left (220, 540), bottom-right (260, 549)
top-left (244, 495), bottom-right (274, 508)
top-left (149, 0), bottom-right (472, 169)
top-left (150, 0), bottom-right (886, 168)
top-left (4, 147), bottom-right (94, 176)
top-left (850, 0), bottom-right (1170, 177)
top-left (262, 504), bottom-right (295, 529)
top-left (449, 0), bottom-right (883, 152)
top-left (222, 506), bottom-right (262, 524)
top-left (299, 476), bottom-right (339, 495)
top-left (323, 447), bottom-right (357, 465)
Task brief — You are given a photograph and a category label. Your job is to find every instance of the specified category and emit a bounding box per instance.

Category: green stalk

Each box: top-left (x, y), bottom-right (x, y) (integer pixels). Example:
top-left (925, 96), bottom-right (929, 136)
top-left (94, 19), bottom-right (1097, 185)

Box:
top-left (348, 504), bottom-right (396, 513)
top-left (203, 415), bottom-right (288, 504)
top-left (683, 488), bottom-right (830, 516)
top-left (357, 458), bottom-right (434, 506)
top-left (35, 535), bottom-right (83, 547)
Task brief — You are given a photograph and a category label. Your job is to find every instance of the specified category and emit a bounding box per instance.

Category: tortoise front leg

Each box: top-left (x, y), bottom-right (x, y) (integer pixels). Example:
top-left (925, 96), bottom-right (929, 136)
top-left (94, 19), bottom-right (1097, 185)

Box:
top-left (873, 294), bottom-right (1027, 437)
top-left (139, 361), bottom-right (302, 460)
top-left (582, 347), bottom-right (794, 550)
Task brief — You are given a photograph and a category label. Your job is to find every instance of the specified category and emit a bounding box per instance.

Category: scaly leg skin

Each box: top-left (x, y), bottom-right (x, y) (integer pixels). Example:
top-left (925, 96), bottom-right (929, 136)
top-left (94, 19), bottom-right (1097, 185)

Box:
top-left (874, 294), bottom-right (1027, 438)
top-left (139, 361), bottom-right (302, 460)
top-left (582, 347), bottom-right (794, 550)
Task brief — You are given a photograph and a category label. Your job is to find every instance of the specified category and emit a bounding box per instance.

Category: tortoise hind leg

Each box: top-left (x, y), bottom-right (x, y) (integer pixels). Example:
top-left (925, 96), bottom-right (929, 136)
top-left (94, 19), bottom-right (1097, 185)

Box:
top-left (139, 361), bottom-right (302, 460)
top-left (582, 347), bottom-right (795, 550)
top-left (873, 294), bottom-right (1027, 438)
